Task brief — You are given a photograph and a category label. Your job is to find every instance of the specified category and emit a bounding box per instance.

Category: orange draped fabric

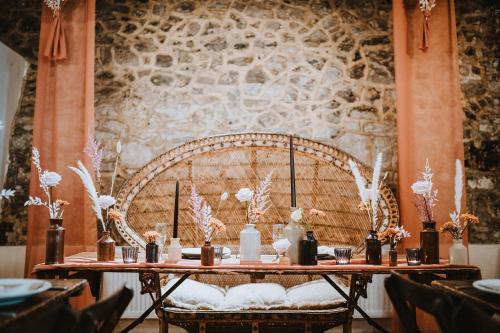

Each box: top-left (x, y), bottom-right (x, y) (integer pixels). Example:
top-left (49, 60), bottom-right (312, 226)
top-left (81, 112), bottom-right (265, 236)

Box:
top-left (43, 10), bottom-right (67, 60)
top-left (393, 0), bottom-right (465, 331)
top-left (26, 0), bottom-right (96, 305)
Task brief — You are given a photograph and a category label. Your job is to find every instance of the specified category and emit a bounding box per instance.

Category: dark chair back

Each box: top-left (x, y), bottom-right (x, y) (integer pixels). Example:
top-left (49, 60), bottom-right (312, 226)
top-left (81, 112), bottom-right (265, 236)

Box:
top-left (451, 300), bottom-right (500, 333)
top-left (73, 286), bottom-right (133, 333)
top-left (384, 272), bottom-right (453, 333)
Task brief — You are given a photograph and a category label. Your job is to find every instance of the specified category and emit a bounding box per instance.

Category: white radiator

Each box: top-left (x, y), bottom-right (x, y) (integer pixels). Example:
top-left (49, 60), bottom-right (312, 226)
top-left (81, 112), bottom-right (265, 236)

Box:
top-left (102, 272), bottom-right (392, 319)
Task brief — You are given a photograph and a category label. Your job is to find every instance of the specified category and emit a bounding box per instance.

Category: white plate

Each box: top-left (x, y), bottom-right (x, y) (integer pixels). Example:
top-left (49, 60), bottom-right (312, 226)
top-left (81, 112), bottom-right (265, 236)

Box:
top-left (472, 279), bottom-right (500, 295)
top-left (182, 247), bottom-right (231, 259)
top-left (0, 279), bottom-right (52, 307)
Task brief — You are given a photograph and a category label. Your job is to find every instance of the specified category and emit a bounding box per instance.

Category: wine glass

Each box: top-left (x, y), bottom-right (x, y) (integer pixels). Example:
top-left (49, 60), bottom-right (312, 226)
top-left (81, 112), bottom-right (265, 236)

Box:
top-left (272, 224), bottom-right (289, 261)
top-left (155, 223), bottom-right (167, 260)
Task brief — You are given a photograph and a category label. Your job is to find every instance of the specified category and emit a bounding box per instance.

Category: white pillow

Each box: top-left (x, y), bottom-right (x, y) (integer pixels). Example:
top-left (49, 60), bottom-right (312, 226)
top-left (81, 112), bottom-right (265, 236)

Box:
top-left (286, 279), bottom-right (347, 309)
top-left (223, 283), bottom-right (288, 310)
top-left (162, 278), bottom-right (226, 310)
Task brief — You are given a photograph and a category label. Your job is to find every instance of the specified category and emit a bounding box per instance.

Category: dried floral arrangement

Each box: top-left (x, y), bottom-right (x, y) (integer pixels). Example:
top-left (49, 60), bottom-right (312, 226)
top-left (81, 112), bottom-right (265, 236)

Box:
top-left (411, 159), bottom-right (438, 223)
top-left (143, 231), bottom-right (161, 244)
top-left (235, 171), bottom-right (273, 224)
top-left (25, 147), bottom-right (68, 219)
top-left (348, 153), bottom-right (386, 231)
top-left (69, 136), bottom-right (122, 232)
top-left (440, 160), bottom-right (480, 240)
top-left (378, 226), bottom-right (411, 248)
top-left (189, 185), bottom-right (227, 243)
top-left (290, 207), bottom-right (326, 231)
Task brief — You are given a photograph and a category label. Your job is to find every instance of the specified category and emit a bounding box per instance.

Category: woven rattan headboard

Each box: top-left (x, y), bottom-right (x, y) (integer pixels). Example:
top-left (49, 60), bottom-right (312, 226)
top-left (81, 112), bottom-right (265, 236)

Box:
top-left (115, 133), bottom-right (399, 250)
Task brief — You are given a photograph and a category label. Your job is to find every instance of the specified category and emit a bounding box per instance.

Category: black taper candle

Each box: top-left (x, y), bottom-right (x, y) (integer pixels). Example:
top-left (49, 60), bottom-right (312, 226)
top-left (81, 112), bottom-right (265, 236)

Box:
top-left (173, 180), bottom-right (179, 238)
top-left (289, 135), bottom-right (296, 207)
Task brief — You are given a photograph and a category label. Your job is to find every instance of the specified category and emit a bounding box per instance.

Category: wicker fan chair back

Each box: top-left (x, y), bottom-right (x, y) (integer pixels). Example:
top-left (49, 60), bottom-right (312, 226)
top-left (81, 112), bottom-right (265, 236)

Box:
top-left (115, 133), bottom-right (399, 287)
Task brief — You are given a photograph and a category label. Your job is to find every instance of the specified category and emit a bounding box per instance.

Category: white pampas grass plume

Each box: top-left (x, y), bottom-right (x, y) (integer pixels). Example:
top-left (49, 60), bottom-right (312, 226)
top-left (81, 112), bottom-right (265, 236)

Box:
top-left (69, 161), bottom-right (105, 230)
top-left (370, 153), bottom-right (383, 229)
top-left (348, 159), bottom-right (368, 203)
top-left (452, 159), bottom-right (463, 224)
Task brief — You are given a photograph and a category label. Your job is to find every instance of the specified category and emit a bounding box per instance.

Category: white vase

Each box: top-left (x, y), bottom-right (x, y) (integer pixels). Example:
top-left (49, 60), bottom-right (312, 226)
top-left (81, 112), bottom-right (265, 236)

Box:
top-left (284, 213), bottom-right (305, 265)
top-left (240, 224), bottom-right (261, 261)
top-left (449, 238), bottom-right (468, 264)
top-left (167, 238), bottom-right (182, 262)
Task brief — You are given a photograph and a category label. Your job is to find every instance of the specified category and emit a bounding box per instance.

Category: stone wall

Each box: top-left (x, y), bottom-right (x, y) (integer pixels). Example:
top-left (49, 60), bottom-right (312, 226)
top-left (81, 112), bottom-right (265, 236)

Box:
top-left (95, 0), bottom-right (397, 189)
top-left (1, 0), bottom-right (497, 245)
top-left (456, 0), bottom-right (499, 243)
top-left (0, 0), bottom-right (39, 245)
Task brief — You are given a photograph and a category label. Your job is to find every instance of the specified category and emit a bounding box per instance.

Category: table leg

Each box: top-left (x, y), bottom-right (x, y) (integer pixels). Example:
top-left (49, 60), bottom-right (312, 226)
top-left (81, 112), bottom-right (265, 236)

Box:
top-left (120, 273), bottom-right (191, 333)
top-left (321, 274), bottom-right (389, 333)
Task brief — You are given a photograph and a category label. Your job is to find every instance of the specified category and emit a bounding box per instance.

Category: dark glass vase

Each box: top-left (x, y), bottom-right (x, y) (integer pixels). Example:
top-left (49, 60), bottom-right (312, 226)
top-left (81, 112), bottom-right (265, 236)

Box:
top-left (97, 231), bottom-right (116, 262)
top-left (146, 243), bottom-right (159, 263)
top-left (201, 241), bottom-right (214, 266)
top-left (420, 221), bottom-right (439, 264)
top-left (299, 231), bottom-right (318, 265)
top-left (366, 230), bottom-right (382, 265)
top-left (389, 244), bottom-right (398, 267)
top-left (45, 218), bottom-right (65, 264)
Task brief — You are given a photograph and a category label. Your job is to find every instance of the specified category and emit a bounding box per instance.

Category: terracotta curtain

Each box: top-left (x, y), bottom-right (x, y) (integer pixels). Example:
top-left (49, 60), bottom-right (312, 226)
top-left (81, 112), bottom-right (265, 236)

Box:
top-left (26, 0), bottom-right (96, 286)
top-left (393, 0), bottom-right (465, 331)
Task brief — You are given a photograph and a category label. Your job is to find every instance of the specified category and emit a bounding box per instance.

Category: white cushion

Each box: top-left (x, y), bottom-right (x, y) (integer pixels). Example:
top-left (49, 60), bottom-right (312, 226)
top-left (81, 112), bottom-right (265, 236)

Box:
top-left (286, 279), bottom-right (347, 309)
top-left (162, 278), bottom-right (225, 310)
top-left (223, 283), bottom-right (288, 310)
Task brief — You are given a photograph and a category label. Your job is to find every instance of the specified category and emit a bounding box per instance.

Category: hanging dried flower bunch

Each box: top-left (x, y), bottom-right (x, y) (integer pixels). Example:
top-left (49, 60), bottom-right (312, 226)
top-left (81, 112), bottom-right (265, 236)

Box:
top-left (43, 0), bottom-right (65, 12)
top-left (419, 0), bottom-right (436, 50)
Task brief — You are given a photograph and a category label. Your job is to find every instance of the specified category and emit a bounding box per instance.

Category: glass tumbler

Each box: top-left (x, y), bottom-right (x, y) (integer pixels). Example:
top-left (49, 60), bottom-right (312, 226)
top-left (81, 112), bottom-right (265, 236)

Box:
top-left (122, 246), bottom-right (139, 263)
top-left (405, 248), bottom-right (421, 266)
top-left (214, 246), bottom-right (224, 265)
top-left (334, 248), bottom-right (352, 265)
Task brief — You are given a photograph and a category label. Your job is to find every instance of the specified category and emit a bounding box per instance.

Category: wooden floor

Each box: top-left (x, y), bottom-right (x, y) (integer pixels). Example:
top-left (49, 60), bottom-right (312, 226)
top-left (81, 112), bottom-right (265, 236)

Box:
top-left (115, 318), bottom-right (392, 333)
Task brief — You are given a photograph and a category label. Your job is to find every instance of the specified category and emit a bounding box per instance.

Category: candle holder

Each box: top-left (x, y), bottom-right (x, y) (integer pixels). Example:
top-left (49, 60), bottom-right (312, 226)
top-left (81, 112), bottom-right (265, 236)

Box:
top-left (334, 248), bottom-right (352, 265)
top-left (406, 248), bottom-right (421, 266)
top-left (214, 246), bottom-right (224, 265)
top-left (122, 246), bottom-right (139, 263)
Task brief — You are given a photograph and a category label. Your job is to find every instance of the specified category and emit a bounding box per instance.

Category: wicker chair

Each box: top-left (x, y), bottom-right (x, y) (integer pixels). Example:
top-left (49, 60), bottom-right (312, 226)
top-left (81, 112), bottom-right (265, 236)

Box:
top-left (115, 133), bottom-right (399, 333)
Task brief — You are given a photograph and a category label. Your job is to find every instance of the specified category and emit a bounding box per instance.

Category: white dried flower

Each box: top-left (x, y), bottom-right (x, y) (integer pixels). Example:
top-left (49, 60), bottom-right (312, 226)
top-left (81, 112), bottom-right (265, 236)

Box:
top-left (272, 238), bottom-right (291, 254)
top-left (220, 192), bottom-right (229, 201)
top-left (98, 195), bottom-right (116, 209)
top-left (290, 208), bottom-right (303, 222)
top-left (411, 180), bottom-right (432, 195)
top-left (40, 171), bottom-right (62, 187)
top-left (116, 141), bottom-right (122, 154)
top-left (235, 188), bottom-right (254, 202)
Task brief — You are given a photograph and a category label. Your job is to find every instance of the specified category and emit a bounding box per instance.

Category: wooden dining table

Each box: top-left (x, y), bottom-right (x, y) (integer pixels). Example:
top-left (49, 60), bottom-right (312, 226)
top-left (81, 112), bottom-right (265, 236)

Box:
top-left (0, 279), bottom-right (87, 333)
top-left (431, 279), bottom-right (500, 315)
top-left (33, 252), bottom-right (482, 333)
